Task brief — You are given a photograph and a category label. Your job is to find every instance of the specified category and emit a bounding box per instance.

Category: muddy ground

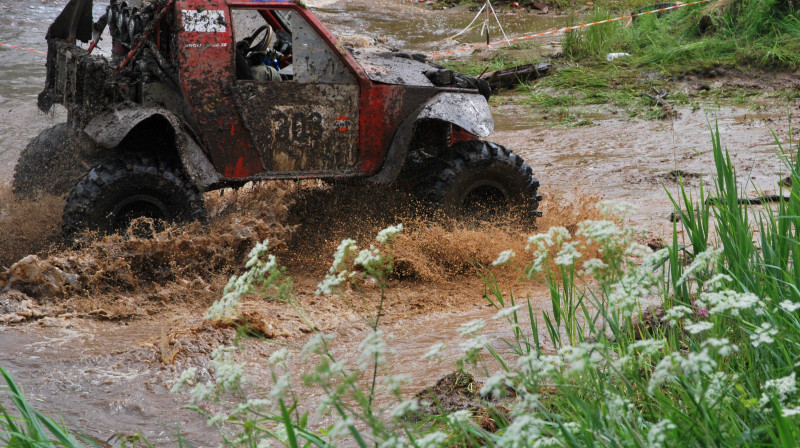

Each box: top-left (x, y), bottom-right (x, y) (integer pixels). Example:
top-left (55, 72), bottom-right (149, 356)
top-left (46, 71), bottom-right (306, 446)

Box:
top-left (1, 0), bottom-right (799, 445)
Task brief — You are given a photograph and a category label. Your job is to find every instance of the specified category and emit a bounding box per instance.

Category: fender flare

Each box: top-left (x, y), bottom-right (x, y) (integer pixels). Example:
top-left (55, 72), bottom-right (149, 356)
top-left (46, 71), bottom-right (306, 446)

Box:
top-left (83, 106), bottom-right (221, 190)
top-left (369, 92), bottom-right (494, 184)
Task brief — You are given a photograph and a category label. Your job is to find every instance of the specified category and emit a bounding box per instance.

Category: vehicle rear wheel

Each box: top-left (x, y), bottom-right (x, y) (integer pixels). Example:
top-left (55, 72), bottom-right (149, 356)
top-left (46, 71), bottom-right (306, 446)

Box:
top-left (62, 156), bottom-right (206, 239)
top-left (423, 140), bottom-right (542, 220)
top-left (12, 123), bottom-right (101, 198)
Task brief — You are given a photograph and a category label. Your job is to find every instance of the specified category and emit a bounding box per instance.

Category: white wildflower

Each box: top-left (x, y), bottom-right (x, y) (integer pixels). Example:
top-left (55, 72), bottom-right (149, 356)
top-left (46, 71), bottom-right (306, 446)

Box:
top-left (207, 411), bottom-right (229, 426)
top-left (661, 305), bottom-right (694, 326)
top-left (782, 407), bottom-right (800, 417)
top-left (627, 339), bottom-right (666, 358)
top-left (391, 399), bottom-right (419, 418)
top-left (517, 352), bottom-right (563, 380)
top-left (702, 338), bottom-right (738, 357)
top-left (354, 246), bottom-right (382, 271)
top-left (779, 300), bottom-right (800, 313)
top-left (268, 348), bottom-right (290, 367)
top-left (559, 342), bottom-right (602, 374)
top-left (300, 333), bottom-right (334, 360)
top-left (460, 335), bottom-right (488, 353)
top-left (446, 409), bottom-right (473, 426)
top-left (681, 348), bottom-right (717, 377)
top-left (512, 393), bottom-right (541, 414)
top-left (385, 374), bottom-right (410, 396)
top-left (379, 436), bottom-right (407, 448)
top-left (703, 371), bottom-right (732, 404)
top-left (703, 273), bottom-right (733, 291)
top-left (376, 223), bottom-right (403, 244)
top-left (171, 367), bottom-right (198, 393)
top-left (597, 200), bottom-right (636, 217)
top-left (696, 290), bottom-right (763, 316)
top-left (327, 417), bottom-right (353, 440)
top-left (421, 342), bottom-right (446, 360)
top-left (649, 353), bottom-right (681, 393)
top-left (493, 305), bottom-right (524, 319)
top-left (684, 320), bottom-right (714, 334)
top-left (358, 329), bottom-right (390, 369)
top-left (532, 437), bottom-right (561, 448)
top-left (497, 415), bottom-right (543, 448)
top-left (480, 372), bottom-right (509, 398)
top-left (492, 249), bottom-right (516, 266)
top-left (458, 319), bottom-right (486, 336)
top-left (245, 239), bottom-right (270, 268)
top-left (315, 271), bottom-right (349, 296)
top-left (579, 258), bottom-right (608, 277)
top-left (647, 419), bottom-right (676, 448)
top-left (554, 242), bottom-right (582, 266)
top-left (269, 373), bottom-right (291, 399)
top-left (416, 432), bottom-right (447, 448)
top-left (605, 393), bottom-right (634, 422)
top-left (190, 381), bottom-right (214, 403)
top-left (751, 322), bottom-right (778, 347)
top-left (677, 248), bottom-right (723, 285)
top-left (329, 238), bottom-right (357, 273)
top-left (576, 220), bottom-right (623, 247)
top-left (625, 242), bottom-right (653, 258)
top-left (759, 372), bottom-right (797, 408)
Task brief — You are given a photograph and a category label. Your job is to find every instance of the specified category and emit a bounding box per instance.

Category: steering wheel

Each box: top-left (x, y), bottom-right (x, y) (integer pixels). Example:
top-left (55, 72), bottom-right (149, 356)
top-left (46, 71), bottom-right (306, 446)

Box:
top-left (238, 25), bottom-right (274, 57)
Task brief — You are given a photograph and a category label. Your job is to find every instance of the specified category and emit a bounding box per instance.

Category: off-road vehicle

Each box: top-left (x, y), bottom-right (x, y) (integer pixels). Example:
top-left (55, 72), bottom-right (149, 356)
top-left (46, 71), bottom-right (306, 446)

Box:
top-left (14, 0), bottom-right (542, 237)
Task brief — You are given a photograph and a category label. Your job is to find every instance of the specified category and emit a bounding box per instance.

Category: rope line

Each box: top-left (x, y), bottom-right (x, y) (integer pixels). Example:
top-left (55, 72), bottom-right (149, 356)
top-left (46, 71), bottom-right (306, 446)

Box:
top-left (432, 0), bottom-right (712, 58)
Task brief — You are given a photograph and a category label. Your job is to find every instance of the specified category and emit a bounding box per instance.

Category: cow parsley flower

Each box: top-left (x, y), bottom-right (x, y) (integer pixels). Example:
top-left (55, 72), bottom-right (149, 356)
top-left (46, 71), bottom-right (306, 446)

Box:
top-left (171, 367), bottom-right (198, 393)
top-left (605, 393), bottom-right (634, 422)
top-left (677, 248), bottom-right (723, 285)
top-left (358, 329), bottom-right (390, 369)
top-left (554, 242), bottom-right (582, 266)
top-left (703, 371), bottom-right (733, 404)
top-left (268, 348), bottom-right (290, 367)
top-left (497, 415), bottom-right (543, 448)
top-left (492, 249), bottom-right (516, 266)
top-left (376, 223), bottom-right (403, 244)
top-left (391, 399), bottom-right (419, 418)
top-left (681, 348), bottom-right (717, 377)
top-left (329, 238), bottom-right (357, 273)
top-left (579, 258), bottom-right (608, 277)
top-left (316, 271), bottom-right (348, 295)
top-left (517, 352), bottom-right (563, 380)
top-left (702, 338), bottom-right (738, 357)
top-left (493, 305), bottom-right (523, 319)
top-left (354, 246), bottom-right (383, 271)
top-left (417, 432), bottom-right (447, 448)
top-left (782, 407), bottom-right (800, 417)
top-left (751, 322), bottom-right (778, 347)
top-left (759, 372), bottom-right (797, 408)
top-left (385, 374), bottom-right (410, 396)
top-left (559, 342), bottom-right (602, 374)
top-left (684, 320), bottom-right (714, 334)
top-left (458, 319), bottom-right (486, 336)
top-left (246, 239), bottom-right (271, 268)
top-left (696, 290), bottom-right (762, 316)
top-left (460, 335), bottom-right (488, 353)
top-left (480, 372), bottom-right (510, 398)
top-left (300, 333), bottom-right (334, 360)
top-left (576, 220), bottom-right (623, 248)
top-left (446, 409), bottom-right (473, 426)
top-left (779, 300), bottom-right (800, 313)
top-left (649, 353), bottom-right (681, 393)
top-left (269, 373), bottom-right (291, 399)
top-left (703, 273), bottom-right (733, 291)
top-left (421, 342), bottom-right (446, 360)
top-left (597, 200), bottom-right (636, 217)
top-left (647, 419), bottom-right (676, 448)
top-left (662, 305), bottom-right (693, 326)
top-left (379, 436), bottom-right (408, 448)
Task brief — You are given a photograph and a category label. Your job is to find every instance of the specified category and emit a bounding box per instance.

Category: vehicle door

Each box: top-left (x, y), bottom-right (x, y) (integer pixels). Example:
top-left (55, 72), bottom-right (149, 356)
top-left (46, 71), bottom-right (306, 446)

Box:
top-left (229, 6), bottom-right (360, 175)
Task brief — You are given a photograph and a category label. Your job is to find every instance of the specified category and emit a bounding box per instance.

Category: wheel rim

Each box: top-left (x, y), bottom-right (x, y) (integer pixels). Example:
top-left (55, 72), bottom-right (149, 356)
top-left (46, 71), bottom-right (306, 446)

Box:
top-left (112, 194), bottom-right (171, 231)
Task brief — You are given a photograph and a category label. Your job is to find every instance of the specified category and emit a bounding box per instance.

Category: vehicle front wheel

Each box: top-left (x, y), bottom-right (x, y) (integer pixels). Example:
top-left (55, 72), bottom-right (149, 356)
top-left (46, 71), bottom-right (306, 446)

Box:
top-left (423, 140), bottom-right (542, 220)
top-left (62, 156), bottom-right (206, 239)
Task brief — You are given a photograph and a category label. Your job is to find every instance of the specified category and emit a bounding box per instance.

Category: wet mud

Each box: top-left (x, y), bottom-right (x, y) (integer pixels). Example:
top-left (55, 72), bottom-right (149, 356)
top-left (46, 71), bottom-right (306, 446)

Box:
top-left (2, 0), bottom-right (799, 445)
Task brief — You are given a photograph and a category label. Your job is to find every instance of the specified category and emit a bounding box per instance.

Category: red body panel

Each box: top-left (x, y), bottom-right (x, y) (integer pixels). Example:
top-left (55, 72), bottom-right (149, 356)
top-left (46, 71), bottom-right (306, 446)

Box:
top-left (177, 0), bottom-right (405, 181)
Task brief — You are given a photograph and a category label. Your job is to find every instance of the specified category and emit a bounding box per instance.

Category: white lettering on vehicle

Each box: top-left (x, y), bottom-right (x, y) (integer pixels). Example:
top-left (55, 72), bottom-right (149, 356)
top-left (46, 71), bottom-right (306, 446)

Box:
top-left (182, 10), bottom-right (227, 33)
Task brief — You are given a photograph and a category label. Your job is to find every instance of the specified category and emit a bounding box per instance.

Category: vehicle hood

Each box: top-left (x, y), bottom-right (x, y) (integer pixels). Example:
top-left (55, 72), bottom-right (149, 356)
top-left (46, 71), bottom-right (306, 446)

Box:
top-left (352, 48), bottom-right (436, 87)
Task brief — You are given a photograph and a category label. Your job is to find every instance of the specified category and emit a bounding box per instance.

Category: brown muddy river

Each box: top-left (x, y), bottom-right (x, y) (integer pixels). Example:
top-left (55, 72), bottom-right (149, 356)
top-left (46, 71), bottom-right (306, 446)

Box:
top-left (1, 0), bottom-right (798, 445)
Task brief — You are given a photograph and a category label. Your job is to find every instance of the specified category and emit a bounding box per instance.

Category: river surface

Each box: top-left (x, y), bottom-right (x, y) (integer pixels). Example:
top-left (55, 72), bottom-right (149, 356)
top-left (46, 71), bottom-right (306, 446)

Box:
top-left (1, 0), bottom-right (797, 445)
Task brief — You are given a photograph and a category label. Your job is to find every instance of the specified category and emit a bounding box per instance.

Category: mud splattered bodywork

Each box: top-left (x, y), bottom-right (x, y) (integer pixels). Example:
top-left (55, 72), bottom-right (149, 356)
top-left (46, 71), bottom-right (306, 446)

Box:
top-left (35, 0), bottom-right (497, 188)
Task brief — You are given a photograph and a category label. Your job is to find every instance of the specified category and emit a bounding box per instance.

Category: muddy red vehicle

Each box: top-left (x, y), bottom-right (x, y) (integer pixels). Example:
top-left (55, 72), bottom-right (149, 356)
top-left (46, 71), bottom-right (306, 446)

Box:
top-left (14, 0), bottom-right (542, 237)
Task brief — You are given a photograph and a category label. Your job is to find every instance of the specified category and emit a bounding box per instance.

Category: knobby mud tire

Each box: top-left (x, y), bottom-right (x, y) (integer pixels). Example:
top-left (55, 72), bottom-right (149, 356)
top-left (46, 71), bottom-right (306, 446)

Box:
top-left (12, 123), bottom-right (102, 199)
top-left (62, 157), bottom-right (206, 240)
top-left (424, 140), bottom-right (542, 220)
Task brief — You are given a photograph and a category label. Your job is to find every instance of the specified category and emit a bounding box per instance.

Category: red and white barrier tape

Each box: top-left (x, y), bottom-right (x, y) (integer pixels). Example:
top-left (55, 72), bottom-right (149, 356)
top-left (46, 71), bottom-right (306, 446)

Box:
top-left (0, 42), bottom-right (47, 55)
top-left (432, 0), bottom-right (713, 59)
